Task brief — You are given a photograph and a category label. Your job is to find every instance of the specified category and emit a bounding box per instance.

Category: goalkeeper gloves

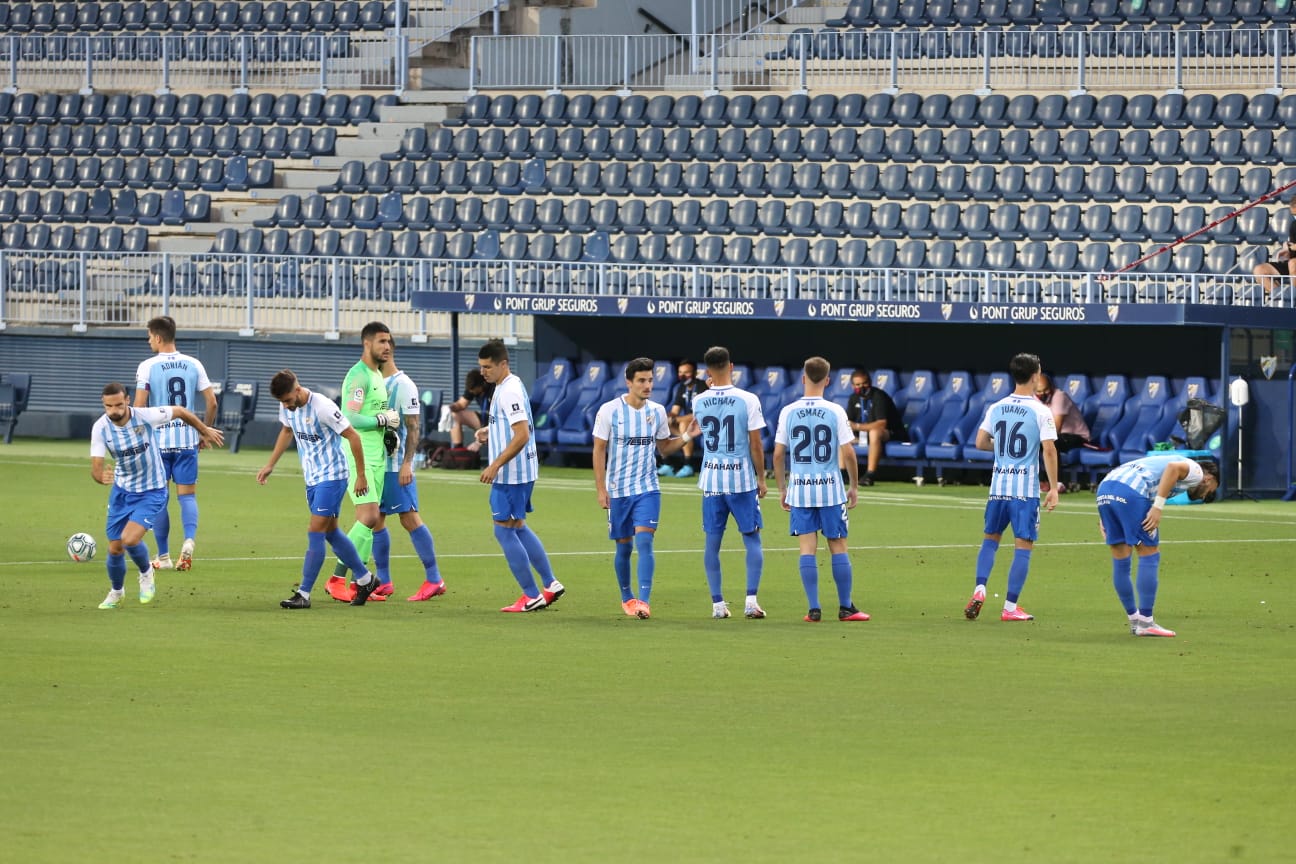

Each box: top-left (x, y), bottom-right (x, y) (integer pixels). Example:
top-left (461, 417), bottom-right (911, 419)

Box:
top-left (375, 409), bottom-right (401, 429)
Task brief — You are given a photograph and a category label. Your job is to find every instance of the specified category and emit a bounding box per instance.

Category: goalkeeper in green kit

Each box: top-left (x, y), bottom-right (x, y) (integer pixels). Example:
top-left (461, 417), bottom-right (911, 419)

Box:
top-left (325, 321), bottom-right (403, 603)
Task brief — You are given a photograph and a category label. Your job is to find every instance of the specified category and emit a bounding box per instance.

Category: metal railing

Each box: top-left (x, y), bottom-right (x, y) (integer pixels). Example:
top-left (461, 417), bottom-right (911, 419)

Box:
top-left (0, 249), bottom-right (1288, 337)
top-left (0, 31), bottom-right (406, 94)
top-left (470, 26), bottom-right (1295, 93)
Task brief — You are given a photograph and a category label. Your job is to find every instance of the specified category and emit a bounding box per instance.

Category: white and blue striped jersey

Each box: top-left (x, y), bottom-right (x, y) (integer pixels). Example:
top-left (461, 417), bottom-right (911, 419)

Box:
top-left (593, 396), bottom-right (670, 498)
top-left (487, 373), bottom-right (538, 485)
top-left (90, 407), bottom-right (173, 492)
top-left (384, 369), bottom-right (421, 473)
top-left (775, 397), bottom-right (852, 508)
top-left (979, 393), bottom-right (1057, 499)
top-left (134, 351), bottom-right (212, 450)
top-left (1104, 455), bottom-right (1204, 499)
top-left (279, 390), bottom-right (352, 487)
top-left (693, 385), bottom-right (765, 494)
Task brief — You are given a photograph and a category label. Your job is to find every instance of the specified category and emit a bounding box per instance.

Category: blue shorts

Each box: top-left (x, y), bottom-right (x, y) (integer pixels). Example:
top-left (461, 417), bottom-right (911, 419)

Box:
top-left (702, 490), bottom-right (763, 535)
top-left (983, 496), bottom-right (1040, 542)
top-left (380, 470), bottom-right (419, 515)
top-left (160, 448), bottom-right (199, 485)
top-left (106, 486), bottom-right (169, 540)
top-left (608, 491), bottom-right (661, 539)
top-left (305, 478), bottom-right (348, 519)
top-left (1096, 480), bottom-right (1159, 547)
top-left (789, 504), bottom-right (849, 539)
top-left (490, 481), bottom-right (534, 522)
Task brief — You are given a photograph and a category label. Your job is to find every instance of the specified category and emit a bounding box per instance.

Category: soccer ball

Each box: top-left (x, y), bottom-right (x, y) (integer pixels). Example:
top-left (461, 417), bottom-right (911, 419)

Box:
top-left (67, 533), bottom-right (97, 563)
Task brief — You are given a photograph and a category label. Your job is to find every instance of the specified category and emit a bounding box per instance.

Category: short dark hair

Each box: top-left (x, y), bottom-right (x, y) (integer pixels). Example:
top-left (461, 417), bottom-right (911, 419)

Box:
top-left (702, 346), bottom-right (730, 371)
top-left (360, 321), bottom-right (390, 342)
top-left (625, 357), bottom-right (654, 380)
top-left (464, 369), bottom-right (486, 393)
top-left (478, 339), bottom-right (508, 364)
top-left (1008, 353), bottom-right (1042, 385)
top-left (147, 316), bottom-right (177, 343)
top-left (269, 369), bottom-right (298, 398)
top-left (803, 356), bottom-right (830, 384)
top-left (677, 359), bottom-right (696, 372)
top-left (102, 382), bottom-right (128, 398)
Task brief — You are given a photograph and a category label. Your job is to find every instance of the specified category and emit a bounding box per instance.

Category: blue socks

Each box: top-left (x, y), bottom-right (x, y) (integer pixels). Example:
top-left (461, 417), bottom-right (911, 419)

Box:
top-left (975, 538), bottom-right (998, 587)
top-left (703, 532), bottom-right (724, 602)
top-left (124, 542), bottom-right (152, 574)
top-left (178, 493), bottom-right (198, 542)
top-left (301, 531), bottom-right (327, 593)
top-left (742, 531), bottom-right (763, 597)
top-left (495, 524), bottom-right (540, 597)
top-left (516, 525), bottom-right (556, 589)
top-left (325, 528), bottom-right (369, 581)
top-left (634, 532), bottom-right (655, 603)
top-left (1136, 552), bottom-right (1161, 617)
top-left (106, 552), bottom-right (126, 591)
top-left (1112, 555), bottom-right (1136, 615)
top-left (153, 503), bottom-right (171, 556)
top-left (1006, 548), bottom-right (1032, 604)
top-left (372, 528), bottom-right (391, 585)
top-left (409, 524), bottom-right (442, 583)
top-left (614, 541), bottom-right (633, 602)
top-left (799, 554), bottom-right (819, 609)
top-left (830, 552), bottom-right (853, 609)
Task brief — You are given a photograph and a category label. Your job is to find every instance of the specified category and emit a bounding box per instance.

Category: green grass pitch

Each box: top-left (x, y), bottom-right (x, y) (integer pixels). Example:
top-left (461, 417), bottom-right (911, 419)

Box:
top-left (1, 439), bottom-right (1292, 864)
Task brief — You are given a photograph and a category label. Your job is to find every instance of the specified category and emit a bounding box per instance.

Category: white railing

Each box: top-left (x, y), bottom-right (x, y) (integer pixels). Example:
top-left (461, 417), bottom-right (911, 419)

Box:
top-left (470, 27), bottom-right (1295, 93)
top-left (691, 0), bottom-right (806, 68)
top-left (0, 32), bottom-right (406, 94)
top-left (405, 0), bottom-right (507, 49)
top-left (1, 249), bottom-right (1288, 337)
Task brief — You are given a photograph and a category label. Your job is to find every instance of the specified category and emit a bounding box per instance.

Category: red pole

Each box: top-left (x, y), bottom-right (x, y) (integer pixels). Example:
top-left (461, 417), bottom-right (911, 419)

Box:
top-left (1097, 177), bottom-right (1296, 281)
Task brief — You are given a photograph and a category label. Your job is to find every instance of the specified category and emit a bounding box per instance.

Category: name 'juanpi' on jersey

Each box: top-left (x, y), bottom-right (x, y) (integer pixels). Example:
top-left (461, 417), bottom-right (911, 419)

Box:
top-left (979, 393), bottom-right (1057, 499)
top-left (692, 384), bottom-right (765, 495)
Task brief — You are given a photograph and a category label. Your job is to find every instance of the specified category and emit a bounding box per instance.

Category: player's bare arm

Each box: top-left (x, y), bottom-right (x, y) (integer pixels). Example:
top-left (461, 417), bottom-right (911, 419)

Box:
top-left (592, 435), bottom-right (610, 510)
top-left (170, 406), bottom-right (225, 449)
top-left (257, 427), bottom-right (295, 484)
top-left (749, 429), bottom-right (768, 498)
top-left (772, 441), bottom-right (790, 510)
top-left (1142, 461), bottom-right (1191, 531)
top-left (840, 442), bottom-right (860, 508)
top-left (1041, 439), bottom-right (1060, 511)
top-left (341, 427), bottom-right (369, 496)
top-left (400, 413), bottom-right (418, 486)
top-left (480, 419), bottom-right (529, 484)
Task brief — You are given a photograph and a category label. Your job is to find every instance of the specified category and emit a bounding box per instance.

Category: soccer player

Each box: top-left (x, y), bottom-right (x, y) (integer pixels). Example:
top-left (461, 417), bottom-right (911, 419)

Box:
top-left (476, 339), bottom-right (565, 613)
top-left (91, 382), bottom-right (224, 609)
top-left (334, 351), bottom-right (448, 602)
top-left (686, 346), bottom-right (768, 619)
top-left (1096, 454), bottom-right (1220, 637)
top-left (133, 316), bottom-right (218, 572)
top-left (323, 322), bottom-right (404, 603)
top-left (256, 370), bottom-right (381, 609)
top-left (964, 353), bottom-right (1059, 622)
top-left (773, 357), bottom-right (869, 623)
top-left (592, 357), bottom-right (686, 619)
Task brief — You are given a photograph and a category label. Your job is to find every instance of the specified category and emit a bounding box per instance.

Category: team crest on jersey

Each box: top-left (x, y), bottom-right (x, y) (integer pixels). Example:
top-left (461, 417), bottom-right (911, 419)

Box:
top-left (464, 294), bottom-right (476, 311)
top-left (1107, 305), bottom-right (1120, 322)
top-left (941, 303), bottom-right (952, 320)
top-left (1261, 356), bottom-right (1278, 379)
top-left (617, 298), bottom-right (628, 314)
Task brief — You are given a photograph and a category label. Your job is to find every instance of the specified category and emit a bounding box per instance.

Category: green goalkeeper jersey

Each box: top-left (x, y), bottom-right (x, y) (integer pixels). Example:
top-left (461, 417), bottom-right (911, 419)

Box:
top-left (342, 360), bottom-right (389, 462)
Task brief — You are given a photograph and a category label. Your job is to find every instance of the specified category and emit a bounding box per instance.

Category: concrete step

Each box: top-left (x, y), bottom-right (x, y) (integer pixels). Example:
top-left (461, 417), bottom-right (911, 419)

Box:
top-left (334, 138), bottom-right (395, 159)
top-left (278, 167), bottom-right (341, 191)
